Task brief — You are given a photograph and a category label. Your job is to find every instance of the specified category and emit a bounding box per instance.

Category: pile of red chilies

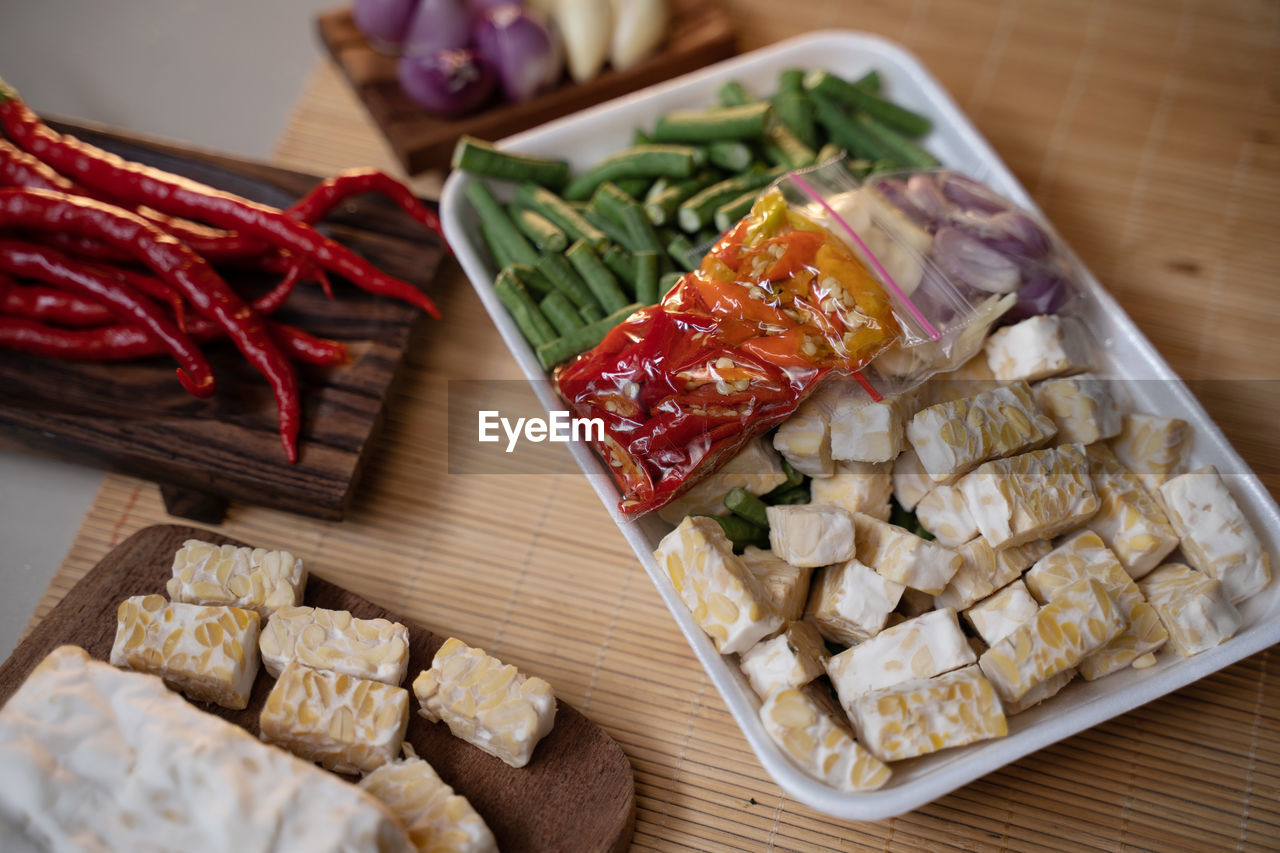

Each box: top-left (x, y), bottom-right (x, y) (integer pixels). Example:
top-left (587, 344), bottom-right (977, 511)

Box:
top-left (0, 78), bottom-right (449, 463)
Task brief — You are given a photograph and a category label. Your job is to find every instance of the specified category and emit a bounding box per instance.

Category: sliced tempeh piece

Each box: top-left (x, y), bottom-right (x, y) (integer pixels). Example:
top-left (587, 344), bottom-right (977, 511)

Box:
top-left (359, 752), bottom-right (498, 853)
top-left (1139, 563), bottom-right (1242, 657)
top-left (167, 538), bottom-right (306, 617)
top-left (957, 443), bottom-right (1099, 549)
top-left (258, 605), bottom-right (411, 685)
top-left (760, 683), bottom-right (892, 792)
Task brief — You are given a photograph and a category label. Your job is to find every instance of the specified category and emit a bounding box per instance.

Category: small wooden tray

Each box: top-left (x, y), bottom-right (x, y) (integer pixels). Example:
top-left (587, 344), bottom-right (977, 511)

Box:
top-left (0, 524), bottom-right (637, 852)
top-left (316, 1), bottom-right (736, 175)
top-left (0, 122), bottom-right (446, 522)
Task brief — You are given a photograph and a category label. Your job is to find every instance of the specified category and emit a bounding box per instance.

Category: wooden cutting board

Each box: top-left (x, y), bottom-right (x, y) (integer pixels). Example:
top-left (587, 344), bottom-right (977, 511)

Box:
top-left (316, 0), bottom-right (736, 175)
top-left (0, 524), bottom-right (636, 852)
top-left (0, 121), bottom-right (447, 522)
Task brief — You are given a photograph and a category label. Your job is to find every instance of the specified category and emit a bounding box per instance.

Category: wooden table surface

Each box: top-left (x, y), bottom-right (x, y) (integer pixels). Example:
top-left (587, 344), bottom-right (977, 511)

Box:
top-left (22, 1), bottom-right (1280, 850)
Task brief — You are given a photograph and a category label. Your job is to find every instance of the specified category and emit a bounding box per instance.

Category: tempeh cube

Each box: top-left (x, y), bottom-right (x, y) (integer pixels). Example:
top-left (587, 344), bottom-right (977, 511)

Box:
top-left (978, 577), bottom-right (1125, 703)
top-left (773, 395), bottom-right (834, 477)
top-left (906, 381), bottom-right (1057, 483)
top-left (656, 517), bottom-right (783, 654)
top-left (933, 537), bottom-right (1051, 611)
top-left (1023, 531), bottom-right (1167, 679)
top-left (963, 580), bottom-right (1040, 646)
top-left (261, 661), bottom-right (410, 775)
top-left (1138, 563), bottom-right (1242, 657)
top-left (412, 637), bottom-right (556, 769)
top-left (825, 609), bottom-right (975, 712)
top-left (358, 753), bottom-right (497, 853)
top-left (1002, 668), bottom-right (1075, 715)
top-left (957, 443), bottom-right (1099, 549)
top-left (259, 606), bottom-right (410, 685)
top-left (922, 351), bottom-right (999, 408)
top-left (657, 437), bottom-right (788, 524)
top-left (738, 621), bottom-right (829, 699)
top-left (110, 595), bottom-right (260, 710)
top-left (891, 447), bottom-right (934, 511)
top-left (830, 395), bottom-right (910, 463)
top-left (1158, 466), bottom-right (1272, 604)
top-left (741, 546), bottom-right (812, 622)
top-left (760, 683), bottom-right (891, 792)
top-left (851, 665), bottom-right (1007, 762)
top-left (983, 314), bottom-right (1092, 383)
top-left (809, 460), bottom-right (893, 521)
top-left (1033, 373), bottom-right (1122, 445)
top-left (167, 539), bottom-right (306, 617)
top-left (914, 484), bottom-right (979, 547)
top-left (1085, 445), bottom-right (1180, 579)
top-left (767, 504), bottom-right (857, 569)
top-left (1108, 413), bottom-right (1193, 493)
top-left (852, 512), bottom-right (962, 594)
top-left (805, 557), bottom-right (904, 645)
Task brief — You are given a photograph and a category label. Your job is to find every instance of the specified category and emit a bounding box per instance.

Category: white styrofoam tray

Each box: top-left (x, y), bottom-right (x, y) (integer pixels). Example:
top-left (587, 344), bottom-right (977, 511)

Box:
top-left (440, 30), bottom-right (1280, 820)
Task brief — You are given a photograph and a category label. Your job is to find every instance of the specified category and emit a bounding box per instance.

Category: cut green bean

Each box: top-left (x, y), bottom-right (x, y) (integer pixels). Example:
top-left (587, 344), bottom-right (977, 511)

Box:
top-left (479, 220), bottom-right (517, 271)
top-left (508, 263), bottom-right (555, 298)
top-left (536, 302), bottom-right (642, 370)
top-left (466, 180), bottom-right (539, 268)
top-left (452, 136), bottom-right (570, 188)
top-left (565, 240), bottom-right (630, 314)
top-left (644, 172), bottom-right (716, 226)
top-left (600, 245), bottom-right (639, 293)
top-left (562, 144), bottom-right (701, 201)
top-left (763, 459), bottom-right (805, 499)
top-left (494, 269), bottom-right (556, 348)
top-left (677, 166), bottom-right (784, 233)
top-left (651, 102), bottom-right (773, 143)
top-left (510, 206), bottom-right (568, 252)
top-left (632, 128), bottom-right (652, 146)
top-left (855, 113), bottom-right (939, 168)
top-left (705, 140), bottom-right (754, 171)
top-left (853, 69), bottom-right (882, 93)
top-left (633, 251), bottom-right (659, 305)
top-left (514, 183), bottom-right (608, 249)
top-left (810, 91), bottom-right (888, 160)
top-left (803, 69), bottom-right (932, 137)
top-left (591, 182), bottom-right (663, 254)
top-left (666, 233), bottom-right (704, 271)
top-left (614, 177), bottom-right (651, 198)
top-left (534, 253), bottom-right (598, 311)
top-left (539, 290), bottom-right (585, 336)
top-left (700, 513), bottom-right (768, 553)
top-left (724, 487), bottom-right (771, 528)
top-left (761, 123), bottom-right (816, 169)
top-left (777, 69), bottom-right (805, 97)
top-left (712, 188), bottom-right (763, 233)
top-left (578, 302), bottom-right (605, 323)
top-left (773, 91), bottom-right (818, 150)
top-left (767, 485), bottom-right (811, 506)
top-left (716, 80), bottom-right (753, 107)
top-left (582, 207), bottom-right (640, 252)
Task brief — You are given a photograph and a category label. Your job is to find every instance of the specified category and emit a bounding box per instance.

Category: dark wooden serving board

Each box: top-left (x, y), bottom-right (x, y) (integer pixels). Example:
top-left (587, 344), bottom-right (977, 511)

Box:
top-left (0, 122), bottom-right (447, 521)
top-left (316, 0), bottom-right (736, 175)
top-left (0, 525), bottom-right (636, 852)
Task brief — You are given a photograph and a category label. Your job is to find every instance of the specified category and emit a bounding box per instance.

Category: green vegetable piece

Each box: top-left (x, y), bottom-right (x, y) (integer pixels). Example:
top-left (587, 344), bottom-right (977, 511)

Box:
top-left (513, 183), bottom-right (608, 249)
top-left (565, 239), bottom-right (630, 314)
top-left (633, 251), bottom-right (659, 305)
top-left (889, 497), bottom-right (935, 540)
top-left (562, 145), bottom-right (701, 201)
top-left (705, 140), bottom-right (754, 172)
top-left (803, 69), bottom-right (932, 138)
top-left (643, 172), bottom-right (716, 226)
top-left (494, 268), bottom-right (556, 348)
top-left (479, 220), bottom-right (517, 271)
top-left (677, 167), bottom-right (784, 233)
top-left (761, 122), bottom-right (816, 170)
top-left (773, 91), bottom-right (818, 150)
top-left (539, 290), bottom-right (585, 336)
top-left (536, 302), bottom-right (642, 370)
top-left (763, 459), bottom-right (805, 500)
top-left (776, 69), bottom-right (805, 97)
top-left (651, 102), bottom-right (773, 143)
top-left (809, 91), bottom-right (887, 160)
top-left (592, 182), bottom-right (664, 255)
top-left (666, 232), bottom-right (703, 272)
top-left (613, 177), bottom-right (652, 197)
top-left (466, 180), bottom-right (539, 266)
top-left (452, 136), bottom-right (570, 188)
top-left (724, 487), bottom-right (770, 529)
top-left (855, 113), bottom-right (940, 169)
top-left (601, 245), bottom-right (639, 293)
top-left (578, 302), bottom-right (605, 323)
top-left (768, 485), bottom-right (812, 506)
top-left (510, 207), bottom-right (568, 253)
top-left (712, 188), bottom-right (763, 233)
top-left (853, 69), bottom-right (882, 94)
top-left (700, 514), bottom-right (769, 554)
top-left (583, 207), bottom-right (640, 252)
top-left (534, 253), bottom-right (598, 312)
top-left (716, 80), bottom-right (753, 107)
top-left (508, 263), bottom-right (555, 298)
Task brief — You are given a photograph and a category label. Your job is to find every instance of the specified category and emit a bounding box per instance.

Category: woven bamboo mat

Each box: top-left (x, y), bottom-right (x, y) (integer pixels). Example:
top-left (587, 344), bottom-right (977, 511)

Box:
top-left (26, 0), bottom-right (1280, 849)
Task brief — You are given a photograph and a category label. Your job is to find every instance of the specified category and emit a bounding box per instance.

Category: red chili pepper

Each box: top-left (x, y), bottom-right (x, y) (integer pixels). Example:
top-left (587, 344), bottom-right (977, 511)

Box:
top-left (0, 188), bottom-right (301, 461)
top-left (0, 89), bottom-right (441, 319)
top-left (0, 136), bottom-right (270, 261)
top-left (0, 277), bottom-right (113, 327)
top-left (0, 314), bottom-right (347, 368)
top-left (287, 168), bottom-right (450, 254)
top-left (0, 238), bottom-right (215, 397)
top-left (93, 263), bottom-right (189, 331)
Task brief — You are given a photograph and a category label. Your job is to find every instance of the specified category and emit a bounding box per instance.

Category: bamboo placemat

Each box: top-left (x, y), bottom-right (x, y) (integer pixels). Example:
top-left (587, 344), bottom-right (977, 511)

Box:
top-left (25, 1), bottom-right (1280, 849)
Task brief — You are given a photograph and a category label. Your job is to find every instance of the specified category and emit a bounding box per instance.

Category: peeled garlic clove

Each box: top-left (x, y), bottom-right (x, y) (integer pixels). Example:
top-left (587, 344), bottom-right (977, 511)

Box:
top-left (609, 0), bottom-right (668, 71)
top-left (554, 0), bottom-right (613, 84)
top-left (932, 226), bottom-right (1021, 293)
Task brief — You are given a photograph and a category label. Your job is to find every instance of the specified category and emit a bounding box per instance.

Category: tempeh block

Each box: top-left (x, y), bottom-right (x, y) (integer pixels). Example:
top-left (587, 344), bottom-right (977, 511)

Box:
top-left (259, 605), bottom-right (411, 685)
top-left (983, 314), bottom-right (1092, 383)
top-left (167, 539), bottom-right (306, 617)
top-left (738, 621), bottom-right (829, 699)
top-left (963, 580), bottom-right (1040, 647)
top-left (1139, 563), bottom-right (1242, 657)
top-left (809, 460), bottom-right (893, 521)
top-left (852, 512), bottom-right (962, 594)
top-left (1085, 445), bottom-right (1180, 579)
top-left (933, 537), bottom-right (1051, 612)
top-left (957, 443), bottom-right (1099, 549)
top-left (767, 504), bottom-right (857, 569)
top-left (1108, 413), bottom-right (1193, 493)
top-left (760, 684), bottom-right (891, 792)
top-left (741, 546), bottom-right (812, 622)
top-left (914, 483), bottom-right (979, 547)
top-left (805, 557), bottom-right (904, 645)
top-left (1033, 373), bottom-right (1122, 445)
top-left (359, 753), bottom-right (497, 853)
